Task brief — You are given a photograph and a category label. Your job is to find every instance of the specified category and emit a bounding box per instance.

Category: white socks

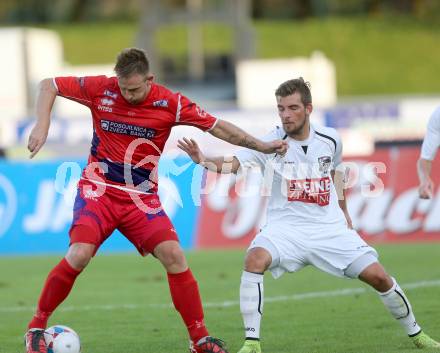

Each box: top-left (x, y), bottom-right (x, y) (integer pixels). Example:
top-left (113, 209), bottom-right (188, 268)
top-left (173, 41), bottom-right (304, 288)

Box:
top-left (240, 272), bottom-right (421, 339)
top-left (240, 271), bottom-right (264, 340)
top-left (378, 277), bottom-right (421, 336)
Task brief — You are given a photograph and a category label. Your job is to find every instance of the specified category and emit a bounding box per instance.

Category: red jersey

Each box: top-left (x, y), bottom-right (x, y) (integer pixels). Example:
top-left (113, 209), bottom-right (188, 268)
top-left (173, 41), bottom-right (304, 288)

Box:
top-left (54, 75), bottom-right (217, 193)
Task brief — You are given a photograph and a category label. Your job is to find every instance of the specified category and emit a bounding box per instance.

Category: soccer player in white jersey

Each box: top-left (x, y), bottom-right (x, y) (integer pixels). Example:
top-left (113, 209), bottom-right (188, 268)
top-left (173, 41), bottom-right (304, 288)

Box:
top-left (418, 106), bottom-right (440, 199)
top-left (178, 78), bottom-right (440, 352)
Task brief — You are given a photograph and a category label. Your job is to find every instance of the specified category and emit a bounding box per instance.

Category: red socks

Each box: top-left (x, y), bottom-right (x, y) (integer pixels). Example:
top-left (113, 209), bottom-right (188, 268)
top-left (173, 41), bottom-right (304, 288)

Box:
top-left (167, 269), bottom-right (209, 343)
top-left (28, 260), bottom-right (208, 343)
top-left (28, 258), bottom-right (81, 329)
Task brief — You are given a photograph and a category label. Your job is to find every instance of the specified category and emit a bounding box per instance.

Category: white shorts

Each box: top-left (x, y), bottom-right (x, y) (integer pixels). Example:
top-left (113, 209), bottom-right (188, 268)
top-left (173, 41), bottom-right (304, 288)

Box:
top-left (248, 222), bottom-right (378, 279)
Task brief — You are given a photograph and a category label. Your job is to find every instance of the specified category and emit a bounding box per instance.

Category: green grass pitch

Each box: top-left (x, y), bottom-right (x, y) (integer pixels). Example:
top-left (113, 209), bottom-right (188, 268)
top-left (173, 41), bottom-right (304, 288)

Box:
top-left (0, 243), bottom-right (439, 353)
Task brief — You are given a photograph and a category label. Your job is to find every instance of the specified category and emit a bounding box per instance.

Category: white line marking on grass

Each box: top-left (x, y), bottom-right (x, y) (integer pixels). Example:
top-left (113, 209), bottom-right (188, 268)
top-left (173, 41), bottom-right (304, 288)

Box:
top-left (2, 279), bottom-right (440, 313)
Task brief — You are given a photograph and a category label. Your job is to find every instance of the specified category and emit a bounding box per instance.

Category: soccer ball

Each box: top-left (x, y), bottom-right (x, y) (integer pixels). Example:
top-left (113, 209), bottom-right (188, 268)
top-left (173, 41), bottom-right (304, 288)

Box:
top-left (44, 325), bottom-right (81, 353)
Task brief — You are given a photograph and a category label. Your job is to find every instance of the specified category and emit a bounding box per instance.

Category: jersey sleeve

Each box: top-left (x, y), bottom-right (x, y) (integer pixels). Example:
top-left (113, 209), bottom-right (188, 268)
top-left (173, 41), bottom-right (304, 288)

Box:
top-left (332, 132), bottom-right (343, 169)
top-left (53, 75), bottom-right (107, 107)
top-left (173, 93), bottom-right (218, 131)
top-left (421, 107), bottom-right (440, 160)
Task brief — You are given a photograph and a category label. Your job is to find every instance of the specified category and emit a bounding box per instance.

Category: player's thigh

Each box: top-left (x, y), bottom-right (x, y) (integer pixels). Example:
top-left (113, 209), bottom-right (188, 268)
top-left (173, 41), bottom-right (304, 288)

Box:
top-left (308, 227), bottom-right (378, 278)
top-left (117, 194), bottom-right (178, 256)
top-left (249, 224), bottom-right (307, 279)
top-left (69, 185), bottom-right (118, 252)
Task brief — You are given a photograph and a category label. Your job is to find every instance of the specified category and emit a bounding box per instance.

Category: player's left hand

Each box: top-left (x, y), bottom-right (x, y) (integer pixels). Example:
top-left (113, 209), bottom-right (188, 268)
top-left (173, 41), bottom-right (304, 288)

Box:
top-left (342, 210), bottom-right (354, 229)
top-left (418, 179), bottom-right (434, 199)
top-left (263, 139), bottom-right (289, 155)
top-left (346, 216), bottom-right (354, 230)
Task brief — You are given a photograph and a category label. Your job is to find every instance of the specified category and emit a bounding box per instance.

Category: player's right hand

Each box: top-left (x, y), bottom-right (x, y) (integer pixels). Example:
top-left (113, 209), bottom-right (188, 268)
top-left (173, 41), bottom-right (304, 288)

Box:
top-left (418, 179), bottom-right (434, 199)
top-left (263, 139), bottom-right (289, 155)
top-left (27, 124), bottom-right (48, 158)
top-left (177, 137), bottom-right (205, 164)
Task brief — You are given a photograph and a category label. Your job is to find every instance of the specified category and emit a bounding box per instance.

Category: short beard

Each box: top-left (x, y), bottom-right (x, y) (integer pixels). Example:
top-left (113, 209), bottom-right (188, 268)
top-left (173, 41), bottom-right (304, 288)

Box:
top-left (286, 114), bottom-right (308, 137)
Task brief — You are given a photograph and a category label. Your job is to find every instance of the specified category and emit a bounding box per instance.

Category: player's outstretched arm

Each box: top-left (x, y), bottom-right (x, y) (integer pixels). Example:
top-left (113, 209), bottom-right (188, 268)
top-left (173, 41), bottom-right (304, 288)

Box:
top-left (178, 137), bottom-right (240, 174)
top-left (417, 158), bottom-right (434, 199)
top-left (209, 119), bottom-right (288, 155)
top-left (27, 78), bottom-right (57, 158)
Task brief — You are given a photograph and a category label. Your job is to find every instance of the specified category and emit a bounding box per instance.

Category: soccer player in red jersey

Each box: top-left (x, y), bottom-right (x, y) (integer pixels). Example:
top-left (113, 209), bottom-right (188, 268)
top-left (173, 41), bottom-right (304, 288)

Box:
top-left (25, 48), bottom-right (288, 353)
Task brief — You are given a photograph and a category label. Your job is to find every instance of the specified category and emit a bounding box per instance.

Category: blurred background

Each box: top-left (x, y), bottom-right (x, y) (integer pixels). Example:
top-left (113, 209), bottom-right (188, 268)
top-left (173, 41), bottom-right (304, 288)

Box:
top-left (1, 0), bottom-right (440, 254)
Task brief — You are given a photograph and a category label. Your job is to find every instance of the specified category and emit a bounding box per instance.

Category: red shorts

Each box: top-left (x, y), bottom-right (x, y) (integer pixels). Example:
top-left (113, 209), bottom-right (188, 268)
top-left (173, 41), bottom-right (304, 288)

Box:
top-left (69, 180), bottom-right (178, 256)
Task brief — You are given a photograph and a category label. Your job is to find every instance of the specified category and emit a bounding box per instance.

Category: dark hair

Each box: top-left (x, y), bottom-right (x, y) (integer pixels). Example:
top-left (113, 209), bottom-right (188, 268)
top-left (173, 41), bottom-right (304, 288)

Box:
top-left (275, 77), bottom-right (312, 105)
top-left (114, 48), bottom-right (150, 78)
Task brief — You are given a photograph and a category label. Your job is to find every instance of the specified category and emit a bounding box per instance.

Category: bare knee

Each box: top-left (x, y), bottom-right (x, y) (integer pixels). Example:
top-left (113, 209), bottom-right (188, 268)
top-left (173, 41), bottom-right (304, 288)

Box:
top-left (244, 248), bottom-right (272, 273)
top-left (359, 263), bottom-right (393, 292)
top-left (66, 243), bottom-right (95, 270)
top-left (154, 241), bottom-right (188, 273)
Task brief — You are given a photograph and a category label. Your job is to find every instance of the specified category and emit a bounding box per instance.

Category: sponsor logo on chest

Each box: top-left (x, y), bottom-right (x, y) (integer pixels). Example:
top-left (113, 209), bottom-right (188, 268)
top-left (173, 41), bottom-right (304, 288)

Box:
top-left (153, 99), bottom-right (168, 107)
top-left (97, 105), bottom-right (113, 113)
top-left (104, 89), bottom-right (118, 99)
top-left (287, 176), bottom-right (331, 206)
top-left (100, 119), bottom-right (156, 139)
top-left (101, 98), bottom-right (115, 106)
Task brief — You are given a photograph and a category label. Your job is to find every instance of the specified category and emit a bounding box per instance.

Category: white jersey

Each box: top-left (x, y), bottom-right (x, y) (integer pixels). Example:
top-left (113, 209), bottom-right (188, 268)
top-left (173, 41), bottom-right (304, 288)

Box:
top-left (421, 106), bottom-right (440, 161)
top-left (235, 123), bottom-right (347, 231)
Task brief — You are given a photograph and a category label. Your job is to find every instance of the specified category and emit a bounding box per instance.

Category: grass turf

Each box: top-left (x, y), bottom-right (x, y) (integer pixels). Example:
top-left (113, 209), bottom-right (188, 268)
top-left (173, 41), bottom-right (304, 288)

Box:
top-left (0, 243), bottom-right (439, 353)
